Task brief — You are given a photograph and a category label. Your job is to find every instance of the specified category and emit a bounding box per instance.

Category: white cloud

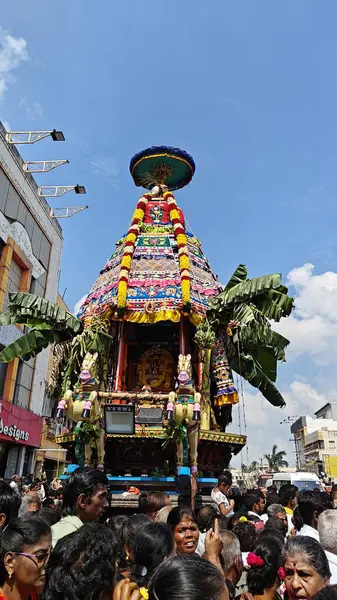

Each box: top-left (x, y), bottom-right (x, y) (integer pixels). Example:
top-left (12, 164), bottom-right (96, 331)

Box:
top-left (275, 263), bottom-right (337, 365)
top-left (19, 98), bottom-right (43, 120)
top-left (230, 380), bottom-right (336, 466)
top-left (0, 27), bottom-right (28, 99)
top-left (90, 155), bottom-right (119, 183)
top-left (73, 295), bottom-right (87, 316)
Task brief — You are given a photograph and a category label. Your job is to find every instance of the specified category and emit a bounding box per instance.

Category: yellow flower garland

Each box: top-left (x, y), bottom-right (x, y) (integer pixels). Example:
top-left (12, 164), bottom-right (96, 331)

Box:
top-left (117, 194), bottom-right (149, 310)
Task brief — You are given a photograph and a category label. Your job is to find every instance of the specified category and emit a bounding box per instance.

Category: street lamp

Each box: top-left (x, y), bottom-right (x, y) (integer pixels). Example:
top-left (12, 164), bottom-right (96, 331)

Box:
top-left (5, 129), bottom-right (65, 144)
top-left (38, 184), bottom-right (86, 198)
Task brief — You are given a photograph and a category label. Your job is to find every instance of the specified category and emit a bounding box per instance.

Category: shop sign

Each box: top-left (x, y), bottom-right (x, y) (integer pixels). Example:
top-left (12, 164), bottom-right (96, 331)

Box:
top-left (0, 401), bottom-right (43, 447)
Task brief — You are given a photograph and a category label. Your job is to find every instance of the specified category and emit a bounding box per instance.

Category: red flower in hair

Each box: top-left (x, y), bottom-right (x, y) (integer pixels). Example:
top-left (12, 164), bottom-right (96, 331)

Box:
top-left (247, 552), bottom-right (264, 567)
top-left (278, 567), bottom-right (285, 581)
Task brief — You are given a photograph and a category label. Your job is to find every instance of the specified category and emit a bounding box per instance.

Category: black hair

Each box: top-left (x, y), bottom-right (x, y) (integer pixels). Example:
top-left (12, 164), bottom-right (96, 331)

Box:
top-left (284, 536), bottom-right (331, 580)
top-left (42, 523), bottom-right (118, 600)
top-left (119, 514), bottom-right (150, 571)
top-left (107, 515), bottom-right (128, 559)
top-left (264, 515), bottom-right (288, 538)
top-left (148, 554), bottom-right (225, 600)
top-left (245, 490), bottom-right (264, 512)
top-left (139, 492), bottom-right (169, 516)
top-left (218, 474), bottom-right (232, 487)
top-left (292, 505), bottom-right (304, 531)
top-left (232, 521), bottom-right (257, 552)
top-left (38, 507), bottom-right (61, 527)
top-left (122, 514), bottom-right (150, 549)
top-left (0, 480), bottom-right (21, 527)
top-left (312, 585), bottom-right (337, 600)
top-left (0, 517), bottom-right (51, 586)
top-left (298, 490), bottom-right (326, 526)
top-left (259, 525), bottom-right (285, 549)
top-left (61, 467), bottom-right (108, 517)
top-left (265, 492), bottom-right (280, 509)
top-left (131, 523), bottom-right (174, 587)
top-left (247, 537), bottom-right (283, 595)
top-left (167, 506), bottom-right (196, 531)
top-left (222, 470), bottom-right (233, 485)
top-left (227, 512), bottom-right (247, 531)
top-left (197, 504), bottom-right (218, 533)
top-left (279, 484), bottom-right (298, 508)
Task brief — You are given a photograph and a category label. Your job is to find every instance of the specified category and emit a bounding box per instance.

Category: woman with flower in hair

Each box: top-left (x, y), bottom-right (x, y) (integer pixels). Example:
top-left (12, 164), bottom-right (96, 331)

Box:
top-left (245, 537), bottom-right (285, 600)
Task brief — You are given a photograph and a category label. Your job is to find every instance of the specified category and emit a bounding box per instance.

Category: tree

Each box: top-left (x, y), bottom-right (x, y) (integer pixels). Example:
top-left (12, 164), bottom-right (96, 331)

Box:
top-left (264, 444), bottom-right (288, 472)
top-left (241, 461), bottom-right (259, 473)
top-left (197, 264), bottom-right (293, 408)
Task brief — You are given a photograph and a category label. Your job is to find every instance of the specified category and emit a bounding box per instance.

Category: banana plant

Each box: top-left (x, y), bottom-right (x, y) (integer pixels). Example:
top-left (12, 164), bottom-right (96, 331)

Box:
top-left (0, 292), bottom-right (83, 363)
top-left (196, 264), bottom-right (294, 408)
top-left (0, 293), bottom-right (114, 397)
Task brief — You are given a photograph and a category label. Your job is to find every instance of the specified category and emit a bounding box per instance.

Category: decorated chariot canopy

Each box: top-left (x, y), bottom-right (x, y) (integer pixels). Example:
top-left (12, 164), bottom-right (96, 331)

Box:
top-left (79, 146), bottom-right (221, 327)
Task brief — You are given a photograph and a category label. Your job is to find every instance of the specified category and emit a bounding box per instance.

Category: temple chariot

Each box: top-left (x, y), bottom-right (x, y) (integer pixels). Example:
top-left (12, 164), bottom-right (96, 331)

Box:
top-left (55, 146), bottom-right (246, 477)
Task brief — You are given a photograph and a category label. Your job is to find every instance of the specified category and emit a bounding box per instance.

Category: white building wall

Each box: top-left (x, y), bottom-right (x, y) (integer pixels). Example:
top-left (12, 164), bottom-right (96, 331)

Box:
top-left (0, 130), bottom-right (63, 417)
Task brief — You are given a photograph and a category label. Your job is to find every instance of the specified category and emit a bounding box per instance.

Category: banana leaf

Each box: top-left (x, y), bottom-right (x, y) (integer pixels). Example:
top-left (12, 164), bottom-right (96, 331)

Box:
top-left (0, 329), bottom-right (54, 362)
top-left (215, 273), bottom-right (282, 307)
top-left (7, 292), bottom-right (83, 334)
top-left (230, 351), bottom-right (285, 407)
top-left (224, 264), bottom-right (248, 291)
top-left (253, 289), bottom-right (294, 321)
top-left (235, 324), bottom-right (289, 362)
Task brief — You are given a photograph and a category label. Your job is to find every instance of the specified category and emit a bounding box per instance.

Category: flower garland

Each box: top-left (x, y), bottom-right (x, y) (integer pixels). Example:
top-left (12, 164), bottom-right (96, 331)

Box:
top-left (117, 193), bottom-right (151, 312)
top-left (163, 190), bottom-right (191, 308)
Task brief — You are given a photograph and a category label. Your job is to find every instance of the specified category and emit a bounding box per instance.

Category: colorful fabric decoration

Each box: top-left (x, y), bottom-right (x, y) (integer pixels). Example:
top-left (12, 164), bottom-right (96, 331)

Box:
top-left (278, 567), bottom-right (286, 581)
top-left (78, 187), bottom-right (221, 326)
top-left (211, 335), bottom-right (239, 406)
top-left (247, 553), bottom-right (265, 568)
top-left (164, 190), bottom-right (191, 308)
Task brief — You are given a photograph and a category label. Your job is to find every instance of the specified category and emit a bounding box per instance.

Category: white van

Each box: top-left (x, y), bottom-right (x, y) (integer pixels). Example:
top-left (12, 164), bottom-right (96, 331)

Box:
top-left (272, 472), bottom-right (324, 492)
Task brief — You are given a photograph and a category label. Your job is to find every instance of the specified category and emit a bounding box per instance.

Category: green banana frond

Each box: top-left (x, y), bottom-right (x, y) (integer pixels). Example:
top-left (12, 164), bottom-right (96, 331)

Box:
top-left (234, 324), bottom-right (290, 362)
top-left (224, 264), bottom-right (248, 291)
top-left (230, 350), bottom-right (285, 408)
top-left (7, 292), bottom-right (83, 335)
top-left (0, 329), bottom-right (54, 362)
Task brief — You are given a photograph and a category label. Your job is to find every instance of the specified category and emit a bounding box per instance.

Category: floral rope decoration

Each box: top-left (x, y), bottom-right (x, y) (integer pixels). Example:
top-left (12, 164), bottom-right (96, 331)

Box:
top-left (117, 193), bottom-right (151, 313)
top-left (163, 190), bottom-right (191, 308)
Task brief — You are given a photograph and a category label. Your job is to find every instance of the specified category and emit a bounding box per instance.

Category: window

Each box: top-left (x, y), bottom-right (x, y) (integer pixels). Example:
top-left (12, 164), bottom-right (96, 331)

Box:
top-left (13, 358), bottom-right (34, 409)
top-left (4, 260), bottom-right (22, 309)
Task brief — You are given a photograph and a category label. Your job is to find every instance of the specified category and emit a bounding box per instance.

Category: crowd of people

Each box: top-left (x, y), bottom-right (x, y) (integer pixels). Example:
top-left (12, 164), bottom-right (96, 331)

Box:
top-left (0, 468), bottom-right (336, 600)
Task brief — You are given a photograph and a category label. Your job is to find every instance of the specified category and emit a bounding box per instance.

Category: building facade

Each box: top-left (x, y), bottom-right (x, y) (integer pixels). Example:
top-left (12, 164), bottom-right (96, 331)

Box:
top-left (291, 403), bottom-right (337, 481)
top-left (0, 122), bottom-right (63, 477)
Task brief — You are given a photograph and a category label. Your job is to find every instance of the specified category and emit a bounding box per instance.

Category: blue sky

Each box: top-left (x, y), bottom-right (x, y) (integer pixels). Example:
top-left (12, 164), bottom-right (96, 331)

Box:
top-left (2, 1), bottom-right (337, 465)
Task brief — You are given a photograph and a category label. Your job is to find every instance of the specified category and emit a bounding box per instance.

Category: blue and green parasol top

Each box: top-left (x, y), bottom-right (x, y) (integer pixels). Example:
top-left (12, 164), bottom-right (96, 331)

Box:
top-left (130, 146), bottom-right (195, 191)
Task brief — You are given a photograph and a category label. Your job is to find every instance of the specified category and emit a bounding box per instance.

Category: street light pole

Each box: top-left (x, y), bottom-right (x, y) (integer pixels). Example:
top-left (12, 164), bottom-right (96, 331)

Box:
top-left (5, 129), bottom-right (65, 144)
top-left (23, 159), bottom-right (69, 173)
top-left (49, 206), bottom-right (89, 219)
top-left (38, 185), bottom-right (86, 197)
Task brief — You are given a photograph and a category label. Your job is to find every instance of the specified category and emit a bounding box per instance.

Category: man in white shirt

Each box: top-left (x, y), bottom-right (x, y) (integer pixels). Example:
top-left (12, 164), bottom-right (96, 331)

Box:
top-left (211, 473), bottom-right (235, 517)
